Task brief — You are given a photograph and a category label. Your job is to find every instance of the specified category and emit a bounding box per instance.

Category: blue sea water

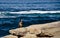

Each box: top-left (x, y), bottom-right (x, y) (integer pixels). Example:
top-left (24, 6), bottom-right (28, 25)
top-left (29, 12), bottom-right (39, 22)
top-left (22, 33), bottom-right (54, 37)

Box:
top-left (0, 11), bottom-right (60, 37)
top-left (0, 0), bottom-right (60, 11)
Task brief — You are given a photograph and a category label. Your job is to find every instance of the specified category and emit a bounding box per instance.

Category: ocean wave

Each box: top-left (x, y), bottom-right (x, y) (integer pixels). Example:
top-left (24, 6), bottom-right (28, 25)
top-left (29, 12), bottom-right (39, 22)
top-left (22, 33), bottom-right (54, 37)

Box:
top-left (0, 10), bottom-right (60, 14)
top-left (10, 10), bottom-right (60, 14)
top-left (0, 10), bottom-right (60, 18)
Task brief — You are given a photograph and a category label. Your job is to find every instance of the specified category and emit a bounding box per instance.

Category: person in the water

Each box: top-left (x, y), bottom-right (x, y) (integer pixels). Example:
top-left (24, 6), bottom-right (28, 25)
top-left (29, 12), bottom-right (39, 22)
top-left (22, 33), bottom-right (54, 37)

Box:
top-left (18, 19), bottom-right (23, 28)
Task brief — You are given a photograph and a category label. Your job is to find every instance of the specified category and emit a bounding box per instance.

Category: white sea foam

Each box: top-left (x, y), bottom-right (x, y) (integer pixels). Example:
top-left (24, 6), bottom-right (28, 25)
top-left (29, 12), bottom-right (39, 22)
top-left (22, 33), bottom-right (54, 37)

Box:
top-left (0, 10), bottom-right (60, 18)
top-left (0, 10), bottom-right (60, 14)
top-left (10, 10), bottom-right (60, 14)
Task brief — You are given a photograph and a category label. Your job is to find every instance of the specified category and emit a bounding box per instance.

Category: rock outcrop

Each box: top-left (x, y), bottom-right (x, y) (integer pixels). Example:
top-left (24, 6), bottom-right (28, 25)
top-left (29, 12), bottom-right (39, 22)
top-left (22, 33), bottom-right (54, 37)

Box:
top-left (9, 27), bottom-right (27, 36)
top-left (20, 32), bottom-right (37, 38)
top-left (27, 21), bottom-right (60, 30)
top-left (3, 21), bottom-right (60, 38)
top-left (1, 35), bottom-right (18, 38)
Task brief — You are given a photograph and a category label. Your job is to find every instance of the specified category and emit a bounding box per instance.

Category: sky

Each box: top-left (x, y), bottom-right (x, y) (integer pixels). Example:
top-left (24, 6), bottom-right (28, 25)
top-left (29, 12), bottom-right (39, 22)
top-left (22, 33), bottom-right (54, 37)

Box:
top-left (0, 0), bottom-right (60, 11)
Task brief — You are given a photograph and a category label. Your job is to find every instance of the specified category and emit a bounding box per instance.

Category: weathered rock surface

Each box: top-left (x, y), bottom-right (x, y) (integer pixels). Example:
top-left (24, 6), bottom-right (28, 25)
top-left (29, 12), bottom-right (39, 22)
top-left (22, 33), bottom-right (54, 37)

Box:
top-left (9, 21), bottom-right (60, 38)
top-left (51, 31), bottom-right (60, 38)
top-left (26, 27), bottom-right (41, 34)
top-left (27, 21), bottom-right (60, 30)
top-left (9, 27), bottom-right (27, 36)
top-left (26, 21), bottom-right (60, 35)
top-left (1, 35), bottom-right (18, 38)
top-left (20, 33), bottom-right (38, 38)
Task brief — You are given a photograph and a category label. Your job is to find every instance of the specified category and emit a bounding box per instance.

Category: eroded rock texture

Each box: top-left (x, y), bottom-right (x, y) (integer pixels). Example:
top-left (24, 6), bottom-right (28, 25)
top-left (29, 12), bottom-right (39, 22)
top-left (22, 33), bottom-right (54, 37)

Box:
top-left (9, 21), bottom-right (60, 38)
top-left (1, 35), bottom-right (18, 38)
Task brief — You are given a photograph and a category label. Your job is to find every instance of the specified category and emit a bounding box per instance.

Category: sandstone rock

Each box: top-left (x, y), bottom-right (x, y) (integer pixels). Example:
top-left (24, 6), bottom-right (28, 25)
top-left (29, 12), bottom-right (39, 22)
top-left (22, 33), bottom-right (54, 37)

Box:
top-left (43, 27), bottom-right (60, 36)
top-left (9, 27), bottom-right (27, 36)
top-left (27, 21), bottom-right (60, 35)
top-left (1, 35), bottom-right (18, 38)
top-left (28, 21), bottom-right (60, 30)
top-left (27, 27), bottom-right (36, 34)
top-left (34, 29), bottom-right (41, 35)
top-left (26, 26), bottom-right (41, 34)
top-left (9, 21), bottom-right (60, 38)
top-left (20, 33), bottom-right (38, 38)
